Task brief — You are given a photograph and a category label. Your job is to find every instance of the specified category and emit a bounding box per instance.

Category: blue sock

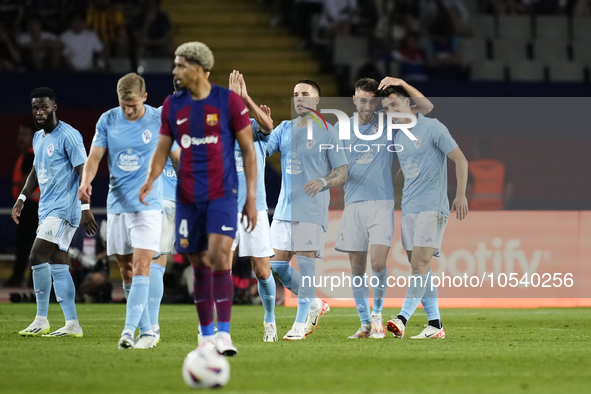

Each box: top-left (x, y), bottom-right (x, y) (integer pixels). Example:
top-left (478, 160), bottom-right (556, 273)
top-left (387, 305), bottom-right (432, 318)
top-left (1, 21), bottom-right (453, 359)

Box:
top-left (50, 264), bottom-right (78, 321)
top-left (270, 261), bottom-right (301, 295)
top-left (352, 274), bottom-right (370, 325)
top-left (217, 321), bottom-right (230, 333)
top-left (421, 270), bottom-right (440, 321)
top-left (399, 274), bottom-right (429, 322)
top-left (257, 273), bottom-right (276, 323)
top-left (372, 268), bottom-right (388, 315)
top-left (124, 276), bottom-right (150, 333)
top-left (123, 282), bottom-right (131, 299)
top-left (201, 322), bottom-right (215, 337)
top-left (32, 263), bottom-right (51, 317)
top-left (148, 263), bottom-right (165, 327)
top-left (295, 255), bottom-right (315, 323)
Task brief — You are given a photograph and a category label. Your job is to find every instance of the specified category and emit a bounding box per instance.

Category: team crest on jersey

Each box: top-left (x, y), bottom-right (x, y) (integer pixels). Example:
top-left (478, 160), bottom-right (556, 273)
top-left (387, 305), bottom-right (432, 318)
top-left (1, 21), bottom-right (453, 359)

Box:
top-left (413, 137), bottom-right (421, 149)
top-left (206, 114), bottom-right (218, 126)
top-left (180, 238), bottom-right (189, 248)
top-left (47, 144), bottom-right (54, 156)
top-left (372, 123), bottom-right (380, 134)
top-left (307, 139), bottom-right (315, 149)
top-left (142, 129), bottom-right (152, 144)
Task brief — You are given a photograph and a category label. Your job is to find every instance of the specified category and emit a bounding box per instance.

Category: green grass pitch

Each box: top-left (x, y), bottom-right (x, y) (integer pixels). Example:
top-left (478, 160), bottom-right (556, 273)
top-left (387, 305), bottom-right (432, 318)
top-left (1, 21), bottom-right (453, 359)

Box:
top-left (1, 304), bottom-right (590, 393)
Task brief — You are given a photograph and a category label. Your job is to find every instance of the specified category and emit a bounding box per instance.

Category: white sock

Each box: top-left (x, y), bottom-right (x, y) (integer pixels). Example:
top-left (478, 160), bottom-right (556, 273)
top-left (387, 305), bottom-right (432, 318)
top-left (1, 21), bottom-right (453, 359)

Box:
top-left (201, 334), bottom-right (214, 343)
top-left (66, 319), bottom-right (80, 328)
top-left (34, 315), bottom-right (49, 324)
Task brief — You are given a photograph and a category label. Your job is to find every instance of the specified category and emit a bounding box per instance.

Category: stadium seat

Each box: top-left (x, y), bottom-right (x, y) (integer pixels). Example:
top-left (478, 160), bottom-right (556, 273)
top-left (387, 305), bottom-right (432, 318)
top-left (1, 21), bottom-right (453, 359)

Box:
top-left (333, 36), bottom-right (369, 67)
top-left (498, 15), bottom-right (533, 39)
top-left (509, 61), bottom-right (545, 81)
top-left (493, 38), bottom-right (530, 63)
top-left (461, 38), bottom-right (489, 65)
top-left (535, 16), bottom-right (569, 40)
top-left (572, 41), bottom-right (591, 65)
top-left (469, 15), bottom-right (496, 38)
top-left (533, 40), bottom-right (570, 65)
top-left (137, 58), bottom-right (174, 74)
top-left (572, 17), bottom-right (591, 42)
top-left (471, 61), bottom-right (505, 81)
top-left (548, 63), bottom-right (585, 82)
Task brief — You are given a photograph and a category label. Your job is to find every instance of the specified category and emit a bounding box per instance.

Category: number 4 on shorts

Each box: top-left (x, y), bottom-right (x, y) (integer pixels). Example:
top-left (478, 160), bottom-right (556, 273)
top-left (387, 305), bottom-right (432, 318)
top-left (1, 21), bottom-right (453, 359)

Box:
top-left (179, 219), bottom-right (189, 237)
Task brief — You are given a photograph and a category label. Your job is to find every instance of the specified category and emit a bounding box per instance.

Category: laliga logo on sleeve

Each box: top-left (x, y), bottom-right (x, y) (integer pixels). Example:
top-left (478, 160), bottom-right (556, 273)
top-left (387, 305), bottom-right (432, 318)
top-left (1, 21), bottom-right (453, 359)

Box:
top-left (181, 134), bottom-right (191, 149)
top-left (142, 129), bottom-right (152, 144)
top-left (47, 143), bottom-right (54, 156)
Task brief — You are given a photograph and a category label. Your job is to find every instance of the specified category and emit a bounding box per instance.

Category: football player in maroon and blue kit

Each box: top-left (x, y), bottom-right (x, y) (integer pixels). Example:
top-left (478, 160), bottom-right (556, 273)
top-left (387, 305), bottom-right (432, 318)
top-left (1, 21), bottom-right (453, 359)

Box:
top-left (139, 42), bottom-right (257, 356)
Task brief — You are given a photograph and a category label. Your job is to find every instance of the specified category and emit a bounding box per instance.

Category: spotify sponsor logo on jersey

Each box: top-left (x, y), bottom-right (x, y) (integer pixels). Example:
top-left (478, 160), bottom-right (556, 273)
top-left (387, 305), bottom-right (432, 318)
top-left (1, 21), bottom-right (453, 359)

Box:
top-left (181, 134), bottom-right (219, 149)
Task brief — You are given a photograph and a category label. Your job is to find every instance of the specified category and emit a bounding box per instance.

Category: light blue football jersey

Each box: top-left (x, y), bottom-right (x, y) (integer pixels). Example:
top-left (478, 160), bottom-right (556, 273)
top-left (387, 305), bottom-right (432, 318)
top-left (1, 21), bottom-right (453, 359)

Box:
top-left (340, 115), bottom-right (395, 206)
top-left (33, 121), bottom-right (87, 227)
top-left (394, 113), bottom-right (458, 217)
top-left (234, 119), bottom-right (269, 212)
top-left (161, 140), bottom-right (179, 202)
top-left (92, 105), bottom-right (162, 213)
top-left (266, 119), bottom-right (348, 228)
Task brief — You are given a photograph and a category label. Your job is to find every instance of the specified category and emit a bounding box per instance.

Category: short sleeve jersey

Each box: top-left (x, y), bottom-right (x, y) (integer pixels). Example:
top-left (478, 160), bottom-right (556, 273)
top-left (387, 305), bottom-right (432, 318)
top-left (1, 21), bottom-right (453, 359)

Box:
top-left (340, 115), bottom-right (396, 206)
top-left (266, 119), bottom-right (348, 228)
top-left (92, 105), bottom-right (163, 213)
top-left (33, 121), bottom-right (87, 226)
top-left (394, 113), bottom-right (458, 217)
top-left (234, 118), bottom-right (269, 212)
top-left (159, 85), bottom-right (251, 204)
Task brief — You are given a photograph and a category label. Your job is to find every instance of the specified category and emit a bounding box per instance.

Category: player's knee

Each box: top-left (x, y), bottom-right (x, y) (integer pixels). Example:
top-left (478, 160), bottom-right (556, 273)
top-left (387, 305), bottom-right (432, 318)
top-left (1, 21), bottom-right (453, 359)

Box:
top-left (252, 261), bottom-right (271, 280)
top-left (208, 249), bottom-right (230, 268)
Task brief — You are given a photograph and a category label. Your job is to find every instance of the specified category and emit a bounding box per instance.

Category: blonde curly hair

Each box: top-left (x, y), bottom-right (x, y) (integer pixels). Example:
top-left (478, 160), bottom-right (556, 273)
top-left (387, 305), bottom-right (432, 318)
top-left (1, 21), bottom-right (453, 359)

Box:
top-left (175, 42), bottom-right (214, 72)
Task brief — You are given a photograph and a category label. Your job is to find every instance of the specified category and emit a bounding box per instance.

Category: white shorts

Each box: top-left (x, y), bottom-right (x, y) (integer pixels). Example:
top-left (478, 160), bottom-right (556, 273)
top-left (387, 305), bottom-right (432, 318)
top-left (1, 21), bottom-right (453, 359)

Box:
top-left (160, 199), bottom-right (176, 254)
top-left (400, 211), bottom-right (448, 257)
top-left (335, 200), bottom-right (394, 252)
top-left (36, 216), bottom-right (77, 251)
top-left (231, 211), bottom-right (274, 258)
top-left (270, 219), bottom-right (326, 259)
top-left (107, 210), bottom-right (162, 256)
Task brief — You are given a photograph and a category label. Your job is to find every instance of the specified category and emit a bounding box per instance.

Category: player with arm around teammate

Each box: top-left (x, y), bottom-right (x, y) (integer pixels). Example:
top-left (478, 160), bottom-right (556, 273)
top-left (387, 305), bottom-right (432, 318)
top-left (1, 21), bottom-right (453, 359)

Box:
top-left (379, 85), bottom-right (468, 339)
top-left (337, 77), bottom-right (434, 339)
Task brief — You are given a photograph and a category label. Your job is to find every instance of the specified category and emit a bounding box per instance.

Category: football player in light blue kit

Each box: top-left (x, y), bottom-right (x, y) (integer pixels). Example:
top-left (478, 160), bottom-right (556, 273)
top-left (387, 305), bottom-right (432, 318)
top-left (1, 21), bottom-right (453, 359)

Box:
top-left (79, 73), bottom-right (164, 349)
top-left (13, 87), bottom-right (98, 338)
top-left (379, 84), bottom-right (469, 340)
top-left (266, 79), bottom-right (348, 340)
top-left (336, 77), bottom-right (435, 340)
top-left (228, 70), bottom-right (277, 342)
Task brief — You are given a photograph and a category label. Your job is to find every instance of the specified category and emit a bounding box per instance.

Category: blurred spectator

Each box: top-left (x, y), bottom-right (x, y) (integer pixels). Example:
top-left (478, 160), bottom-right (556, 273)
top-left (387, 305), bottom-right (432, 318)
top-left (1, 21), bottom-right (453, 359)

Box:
top-left (16, 17), bottom-right (62, 71)
top-left (318, 0), bottom-right (359, 38)
top-left (60, 13), bottom-right (105, 71)
top-left (425, 16), bottom-right (465, 79)
top-left (5, 124), bottom-right (39, 288)
top-left (132, 0), bottom-right (174, 58)
top-left (468, 137), bottom-right (513, 210)
top-left (573, 0), bottom-right (591, 14)
top-left (24, 0), bottom-right (68, 35)
top-left (69, 220), bottom-right (112, 303)
top-left (0, 0), bottom-right (24, 33)
top-left (86, 0), bottom-right (128, 57)
top-left (396, 32), bottom-right (428, 80)
top-left (420, 0), bottom-right (470, 36)
top-left (0, 21), bottom-right (21, 70)
top-left (294, 0), bottom-right (323, 48)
